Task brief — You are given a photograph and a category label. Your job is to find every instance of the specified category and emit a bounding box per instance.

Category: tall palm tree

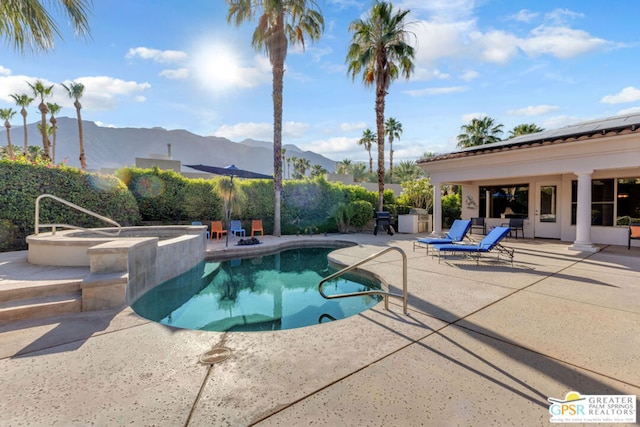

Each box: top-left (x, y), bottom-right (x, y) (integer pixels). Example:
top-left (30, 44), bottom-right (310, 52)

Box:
top-left (0, 108), bottom-right (16, 158)
top-left (9, 93), bottom-right (34, 153)
top-left (61, 82), bottom-right (87, 169)
top-left (457, 116), bottom-right (503, 148)
top-left (47, 103), bottom-right (62, 164)
top-left (358, 128), bottom-right (376, 174)
top-left (227, 0), bottom-right (324, 237)
top-left (347, 1), bottom-right (415, 211)
top-left (509, 123), bottom-right (544, 138)
top-left (0, 0), bottom-right (92, 53)
top-left (384, 117), bottom-right (402, 183)
top-left (27, 80), bottom-right (54, 161)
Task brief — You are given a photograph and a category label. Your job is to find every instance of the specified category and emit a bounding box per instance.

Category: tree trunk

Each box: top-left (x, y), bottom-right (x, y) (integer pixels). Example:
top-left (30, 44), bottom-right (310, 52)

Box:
top-left (5, 122), bottom-right (13, 158)
top-left (389, 138), bottom-right (394, 183)
top-left (39, 102), bottom-right (50, 161)
top-left (76, 101), bottom-right (87, 170)
top-left (271, 18), bottom-right (287, 237)
top-left (375, 84), bottom-right (386, 212)
top-left (21, 109), bottom-right (28, 154)
top-left (50, 116), bottom-right (57, 164)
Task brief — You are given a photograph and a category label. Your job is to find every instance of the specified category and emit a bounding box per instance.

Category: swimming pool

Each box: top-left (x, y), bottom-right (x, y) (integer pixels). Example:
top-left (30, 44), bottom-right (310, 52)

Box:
top-left (132, 247), bottom-right (383, 332)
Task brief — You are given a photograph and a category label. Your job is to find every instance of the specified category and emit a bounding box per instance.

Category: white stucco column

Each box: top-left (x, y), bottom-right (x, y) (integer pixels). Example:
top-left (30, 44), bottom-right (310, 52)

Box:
top-left (570, 171), bottom-right (598, 252)
top-left (432, 182), bottom-right (443, 236)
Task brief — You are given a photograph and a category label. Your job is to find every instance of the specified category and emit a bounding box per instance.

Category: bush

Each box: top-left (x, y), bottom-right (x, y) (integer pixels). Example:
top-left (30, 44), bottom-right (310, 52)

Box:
top-left (442, 191), bottom-right (462, 228)
top-left (0, 159), bottom-right (141, 251)
top-left (351, 200), bottom-right (374, 229)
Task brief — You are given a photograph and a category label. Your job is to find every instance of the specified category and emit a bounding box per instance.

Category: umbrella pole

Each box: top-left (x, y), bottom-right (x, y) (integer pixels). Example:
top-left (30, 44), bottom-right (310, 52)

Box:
top-left (225, 175), bottom-right (233, 247)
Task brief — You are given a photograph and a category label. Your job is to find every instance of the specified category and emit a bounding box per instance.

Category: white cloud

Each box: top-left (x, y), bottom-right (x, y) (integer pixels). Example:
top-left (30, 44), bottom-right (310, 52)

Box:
top-left (506, 105), bottom-right (560, 116)
top-left (340, 122), bottom-right (368, 132)
top-left (0, 66), bottom-right (11, 76)
top-left (545, 8), bottom-right (584, 26)
top-left (617, 106), bottom-right (640, 115)
top-left (299, 136), bottom-right (362, 158)
top-left (126, 47), bottom-right (188, 63)
top-left (470, 30), bottom-right (520, 64)
top-left (461, 112), bottom-right (487, 123)
top-left (159, 68), bottom-right (189, 79)
top-left (461, 70), bottom-right (479, 81)
top-left (67, 76), bottom-right (151, 110)
top-left (404, 86), bottom-right (467, 97)
top-left (521, 26), bottom-right (608, 58)
top-left (214, 121), bottom-right (310, 141)
top-left (509, 9), bottom-right (539, 23)
top-left (600, 87), bottom-right (640, 104)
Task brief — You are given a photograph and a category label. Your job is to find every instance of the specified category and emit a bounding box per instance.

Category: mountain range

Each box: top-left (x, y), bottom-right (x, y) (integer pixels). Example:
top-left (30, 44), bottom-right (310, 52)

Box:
top-left (8, 117), bottom-right (339, 175)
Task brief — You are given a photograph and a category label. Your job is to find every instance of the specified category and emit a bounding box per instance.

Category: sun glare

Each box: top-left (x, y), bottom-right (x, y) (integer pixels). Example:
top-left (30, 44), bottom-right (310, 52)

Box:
top-left (192, 42), bottom-right (244, 92)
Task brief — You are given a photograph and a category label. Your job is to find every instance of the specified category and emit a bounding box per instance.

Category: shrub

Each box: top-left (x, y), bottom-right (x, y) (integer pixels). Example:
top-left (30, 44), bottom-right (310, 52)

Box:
top-left (0, 159), bottom-right (140, 251)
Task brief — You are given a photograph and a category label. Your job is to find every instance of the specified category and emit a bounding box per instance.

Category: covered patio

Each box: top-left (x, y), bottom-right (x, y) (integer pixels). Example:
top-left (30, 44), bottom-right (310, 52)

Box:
top-left (419, 113), bottom-right (640, 252)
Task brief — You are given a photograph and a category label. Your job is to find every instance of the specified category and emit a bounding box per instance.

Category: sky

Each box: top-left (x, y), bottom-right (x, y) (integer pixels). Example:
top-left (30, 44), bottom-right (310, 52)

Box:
top-left (2, 0), bottom-right (640, 165)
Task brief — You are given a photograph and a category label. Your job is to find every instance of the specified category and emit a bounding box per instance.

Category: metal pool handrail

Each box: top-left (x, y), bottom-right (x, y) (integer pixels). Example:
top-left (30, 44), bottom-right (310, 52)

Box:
top-left (319, 246), bottom-right (408, 315)
top-left (35, 194), bottom-right (122, 236)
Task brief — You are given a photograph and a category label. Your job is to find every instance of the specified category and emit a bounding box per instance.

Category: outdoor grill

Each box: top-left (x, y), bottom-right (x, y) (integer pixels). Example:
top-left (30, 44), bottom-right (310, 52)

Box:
top-left (400, 208), bottom-right (430, 233)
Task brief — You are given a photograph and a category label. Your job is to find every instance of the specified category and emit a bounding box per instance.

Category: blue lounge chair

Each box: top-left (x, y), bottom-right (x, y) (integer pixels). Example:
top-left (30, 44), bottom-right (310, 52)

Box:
top-left (413, 219), bottom-right (472, 254)
top-left (432, 226), bottom-right (514, 265)
top-left (230, 220), bottom-right (246, 240)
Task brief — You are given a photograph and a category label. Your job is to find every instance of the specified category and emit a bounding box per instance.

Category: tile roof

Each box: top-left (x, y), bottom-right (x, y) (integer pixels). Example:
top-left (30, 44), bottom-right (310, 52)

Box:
top-left (418, 112), bottom-right (640, 164)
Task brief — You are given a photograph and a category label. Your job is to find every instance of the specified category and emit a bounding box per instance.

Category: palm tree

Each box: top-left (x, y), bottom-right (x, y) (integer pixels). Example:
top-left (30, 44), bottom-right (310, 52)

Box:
top-left (358, 128), bottom-right (376, 174)
top-left (384, 117), bottom-right (402, 183)
top-left (393, 160), bottom-right (424, 183)
top-left (509, 123), bottom-right (544, 138)
top-left (27, 80), bottom-right (54, 161)
top-left (293, 157), bottom-right (311, 178)
top-left (9, 93), bottom-right (34, 153)
top-left (351, 163), bottom-right (368, 182)
top-left (281, 147), bottom-right (287, 178)
top-left (47, 103), bottom-right (62, 164)
top-left (310, 164), bottom-right (327, 178)
top-left (347, 1), bottom-right (415, 211)
top-left (288, 155), bottom-right (297, 179)
top-left (226, 0), bottom-right (324, 237)
top-left (336, 158), bottom-right (352, 174)
top-left (0, 108), bottom-right (16, 158)
top-left (61, 82), bottom-right (87, 169)
top-left (0, 0), bottom-right (92, 53)
top-left (456, 116), bottom-right (503, 148)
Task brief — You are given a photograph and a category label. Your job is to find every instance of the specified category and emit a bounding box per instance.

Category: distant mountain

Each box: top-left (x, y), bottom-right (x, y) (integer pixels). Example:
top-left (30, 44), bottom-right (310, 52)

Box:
top-left (12, 117), bottom-right (339, 175)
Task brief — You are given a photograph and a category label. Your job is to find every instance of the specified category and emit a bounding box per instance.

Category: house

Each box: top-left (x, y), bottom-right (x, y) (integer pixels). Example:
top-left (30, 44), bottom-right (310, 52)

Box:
top-left (417, 113), bottom-right (640, 252)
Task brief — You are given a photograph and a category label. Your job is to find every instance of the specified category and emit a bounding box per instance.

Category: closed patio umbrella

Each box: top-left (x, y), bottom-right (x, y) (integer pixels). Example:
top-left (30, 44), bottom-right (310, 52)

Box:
top-left (186, 164), bottom-right (273, 247)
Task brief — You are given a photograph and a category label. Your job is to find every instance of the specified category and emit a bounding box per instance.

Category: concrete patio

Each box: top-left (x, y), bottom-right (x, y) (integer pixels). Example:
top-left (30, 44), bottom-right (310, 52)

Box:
top-left (0, 233), bottom-right (638, 426)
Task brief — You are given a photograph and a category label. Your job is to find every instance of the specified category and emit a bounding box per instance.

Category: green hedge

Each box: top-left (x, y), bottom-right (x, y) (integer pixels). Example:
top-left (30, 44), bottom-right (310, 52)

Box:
top-left (0, 159), bottom-right (141, 251)
top-left (1, 162), bottom-right (395, 251)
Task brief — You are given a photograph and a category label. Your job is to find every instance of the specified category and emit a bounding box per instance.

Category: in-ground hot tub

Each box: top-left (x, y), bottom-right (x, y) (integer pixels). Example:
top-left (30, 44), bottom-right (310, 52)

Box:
top-left (26, 225), bottom-right (208, 310)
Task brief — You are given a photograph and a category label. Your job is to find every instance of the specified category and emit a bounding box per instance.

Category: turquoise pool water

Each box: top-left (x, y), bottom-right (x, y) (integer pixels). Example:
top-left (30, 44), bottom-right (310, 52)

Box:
top-left (132, 247), bottom-right (382, 332)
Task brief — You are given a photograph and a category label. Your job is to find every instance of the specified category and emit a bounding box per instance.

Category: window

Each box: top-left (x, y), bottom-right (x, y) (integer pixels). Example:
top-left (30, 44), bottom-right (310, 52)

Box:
top-left (571, 179), bottom-right (614, 226)
top-left (479, 185), bottom-right (529, 219)
top-left (617, 178), bottom-right (640, 225)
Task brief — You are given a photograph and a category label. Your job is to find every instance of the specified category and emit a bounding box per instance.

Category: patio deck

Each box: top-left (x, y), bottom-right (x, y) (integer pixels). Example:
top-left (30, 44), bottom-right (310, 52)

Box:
top-left (0, 233), bottom-right (638, 425)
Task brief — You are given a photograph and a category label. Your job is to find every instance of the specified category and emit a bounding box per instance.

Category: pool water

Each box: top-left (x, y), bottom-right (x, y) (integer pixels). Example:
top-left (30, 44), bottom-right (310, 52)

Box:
top-left (132, 247), bottom-right (382, 332)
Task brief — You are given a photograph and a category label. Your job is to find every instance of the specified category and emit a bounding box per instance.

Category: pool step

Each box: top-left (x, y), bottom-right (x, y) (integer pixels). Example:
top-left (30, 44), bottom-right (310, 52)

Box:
top-left (0, 281), bottom-right (83, 325)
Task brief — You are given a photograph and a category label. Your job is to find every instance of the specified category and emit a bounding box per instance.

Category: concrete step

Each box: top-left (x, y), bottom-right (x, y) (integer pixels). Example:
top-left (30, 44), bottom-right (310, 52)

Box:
top-left (0, 280), bottom-right (83, 303)
top-left (0, 291), bottom-right (82, 324)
